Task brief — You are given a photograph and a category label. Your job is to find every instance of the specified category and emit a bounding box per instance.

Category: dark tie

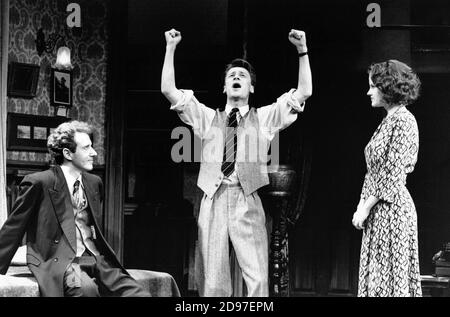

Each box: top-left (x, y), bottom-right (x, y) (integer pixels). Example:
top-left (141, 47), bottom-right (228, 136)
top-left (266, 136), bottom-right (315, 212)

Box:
top-left (221, 108), bottom-right (239, 177)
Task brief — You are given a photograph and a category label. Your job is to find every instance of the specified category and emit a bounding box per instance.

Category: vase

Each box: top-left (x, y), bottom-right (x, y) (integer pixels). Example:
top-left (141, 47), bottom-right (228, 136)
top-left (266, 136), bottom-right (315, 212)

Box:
top-left (263, 164), bottom-right (297, 197)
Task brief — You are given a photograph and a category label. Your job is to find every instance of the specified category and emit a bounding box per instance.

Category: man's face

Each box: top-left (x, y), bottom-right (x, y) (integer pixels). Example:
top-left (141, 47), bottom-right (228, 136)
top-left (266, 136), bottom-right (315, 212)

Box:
top-left (66, 132), bottom-right (97, 172)
top-left (223, 67), bottom-right (254, 100)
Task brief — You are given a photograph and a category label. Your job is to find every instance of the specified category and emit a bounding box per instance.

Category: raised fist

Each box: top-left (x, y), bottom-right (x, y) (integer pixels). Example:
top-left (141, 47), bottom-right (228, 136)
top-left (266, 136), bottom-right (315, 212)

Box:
top-left (288, 29), bottom-right (307, 53)
top-left (165, 28), bottom-right (182, 47)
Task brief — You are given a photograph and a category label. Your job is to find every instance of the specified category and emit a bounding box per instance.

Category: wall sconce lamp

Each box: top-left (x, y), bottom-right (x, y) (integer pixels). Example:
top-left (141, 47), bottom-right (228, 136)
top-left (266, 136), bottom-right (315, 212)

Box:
top-left (55, 46), bottom-right (72, 70)
top-left (35, 28), bottom-right (73, 70)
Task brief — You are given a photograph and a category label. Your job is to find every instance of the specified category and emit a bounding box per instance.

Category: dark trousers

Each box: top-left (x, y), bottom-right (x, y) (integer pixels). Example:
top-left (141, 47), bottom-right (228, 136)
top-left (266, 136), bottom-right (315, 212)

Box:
top-left (63, 254), bottom-right (151, 297)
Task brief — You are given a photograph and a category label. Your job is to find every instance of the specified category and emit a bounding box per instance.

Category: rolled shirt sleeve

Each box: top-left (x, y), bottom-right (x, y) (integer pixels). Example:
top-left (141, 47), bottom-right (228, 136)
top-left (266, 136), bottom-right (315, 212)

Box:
top-left (170, 89), bottom-right (216, 139)
top-left (257, 89), bottom-right (305, 141)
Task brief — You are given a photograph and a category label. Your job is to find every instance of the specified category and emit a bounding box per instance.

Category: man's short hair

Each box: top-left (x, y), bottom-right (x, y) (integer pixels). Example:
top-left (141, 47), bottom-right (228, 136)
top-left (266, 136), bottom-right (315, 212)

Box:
top-left (47, 120), bottom-right (92, 165)
top-left (224, 58), bottom-right (256, 86)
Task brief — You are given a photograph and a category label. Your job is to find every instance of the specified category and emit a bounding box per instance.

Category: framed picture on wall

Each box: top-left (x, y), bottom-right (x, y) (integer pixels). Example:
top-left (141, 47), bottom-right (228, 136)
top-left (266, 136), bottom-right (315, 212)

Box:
top-left (51, 69), bottom-right (73, 108)
top-left (7, 113), bottom-right (70, 152)
top-left (7, 62), bottom-right (40, 98)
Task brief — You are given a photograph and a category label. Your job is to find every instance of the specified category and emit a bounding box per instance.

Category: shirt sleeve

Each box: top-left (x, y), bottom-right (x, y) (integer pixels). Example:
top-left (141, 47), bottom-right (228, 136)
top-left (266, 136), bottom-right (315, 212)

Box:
top-left (257, 89), bottom-right (306, 141)
top-left (170, 89), bottom-right (216, 139)
top-left (367, 116), bottom-right (418, 203)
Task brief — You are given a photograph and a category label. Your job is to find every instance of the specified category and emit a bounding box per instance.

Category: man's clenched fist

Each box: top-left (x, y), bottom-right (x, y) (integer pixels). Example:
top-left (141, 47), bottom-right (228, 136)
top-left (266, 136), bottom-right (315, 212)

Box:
top-left (165, 28), bottom-right (182, 47)
top-left (288, 29), bottom-right (307, 53)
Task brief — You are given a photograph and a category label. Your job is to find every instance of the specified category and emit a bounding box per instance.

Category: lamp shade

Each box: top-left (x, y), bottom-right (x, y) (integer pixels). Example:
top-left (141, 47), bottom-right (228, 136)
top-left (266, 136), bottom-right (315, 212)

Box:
top-left (55, 46), bottom-right (72, 70)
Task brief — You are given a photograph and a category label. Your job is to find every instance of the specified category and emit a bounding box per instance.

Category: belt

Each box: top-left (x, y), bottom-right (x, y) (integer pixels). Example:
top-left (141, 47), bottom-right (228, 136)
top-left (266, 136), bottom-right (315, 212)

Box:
top-left (222, 178), bottom-right (241, 188)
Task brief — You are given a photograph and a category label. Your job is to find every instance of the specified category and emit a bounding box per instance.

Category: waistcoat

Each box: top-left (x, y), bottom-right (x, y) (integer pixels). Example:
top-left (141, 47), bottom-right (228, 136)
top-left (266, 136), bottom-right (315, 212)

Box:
top-left (197, 108), bottom-right (270, 197)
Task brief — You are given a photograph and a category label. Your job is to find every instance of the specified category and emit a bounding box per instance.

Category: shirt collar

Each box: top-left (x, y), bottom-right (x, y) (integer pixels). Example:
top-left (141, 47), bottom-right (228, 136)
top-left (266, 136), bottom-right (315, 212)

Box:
top-left (225, 104), bottom-right (249, 117)
top-left (60, 165), bottom-right (83, 194)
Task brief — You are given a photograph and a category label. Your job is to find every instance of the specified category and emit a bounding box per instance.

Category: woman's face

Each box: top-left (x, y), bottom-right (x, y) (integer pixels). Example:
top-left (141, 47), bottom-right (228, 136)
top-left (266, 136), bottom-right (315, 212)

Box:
top-left (367, 76), bottom-right (385, 108)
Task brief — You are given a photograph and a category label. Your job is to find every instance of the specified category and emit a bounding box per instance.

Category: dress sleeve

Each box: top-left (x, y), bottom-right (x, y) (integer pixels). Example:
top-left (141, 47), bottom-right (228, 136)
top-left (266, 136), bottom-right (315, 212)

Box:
top-left (359, 172), bottom-right (371, 201)
top-left (170, 89), bottom-right (216, 139)
top-left (368, 116), bottom-right (418, 203)
top-left (257, 89), bottom-right (306, 141)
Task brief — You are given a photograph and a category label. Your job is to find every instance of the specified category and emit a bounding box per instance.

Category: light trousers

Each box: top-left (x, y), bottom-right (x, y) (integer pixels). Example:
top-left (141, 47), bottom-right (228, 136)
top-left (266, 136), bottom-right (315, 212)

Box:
top-left (195, 183), bottom-right (269, 297)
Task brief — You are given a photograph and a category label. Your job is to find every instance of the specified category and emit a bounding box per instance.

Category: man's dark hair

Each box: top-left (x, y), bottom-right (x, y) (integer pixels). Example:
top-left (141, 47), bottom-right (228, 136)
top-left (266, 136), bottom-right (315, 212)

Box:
top-left (224, 58), bottom-right (256, 86)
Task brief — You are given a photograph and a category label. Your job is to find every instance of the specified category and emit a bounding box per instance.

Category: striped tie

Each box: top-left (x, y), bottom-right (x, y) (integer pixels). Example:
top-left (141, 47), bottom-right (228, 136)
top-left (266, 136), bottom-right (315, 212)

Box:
top-left (221, 108), bottom-right (239, 177)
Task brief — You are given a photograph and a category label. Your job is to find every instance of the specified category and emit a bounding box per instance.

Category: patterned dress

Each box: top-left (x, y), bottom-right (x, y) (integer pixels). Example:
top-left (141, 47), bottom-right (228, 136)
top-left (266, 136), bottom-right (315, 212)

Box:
top-left (358, 106), bottom-right (422, 297)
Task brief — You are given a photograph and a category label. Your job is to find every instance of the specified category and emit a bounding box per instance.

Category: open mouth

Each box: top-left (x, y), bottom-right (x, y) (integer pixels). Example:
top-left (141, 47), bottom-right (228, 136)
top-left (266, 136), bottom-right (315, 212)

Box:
top-left (232, 83), bottom-right (241, 89)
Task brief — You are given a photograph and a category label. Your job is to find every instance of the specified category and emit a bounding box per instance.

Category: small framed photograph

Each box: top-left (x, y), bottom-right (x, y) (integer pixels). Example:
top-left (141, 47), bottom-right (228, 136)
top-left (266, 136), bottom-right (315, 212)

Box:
top-left (7, 113), bottom-right (70, 152)
top-left (51, 69), bottom-right (73, 108)
top-left (7, 62), bottom-right (40, 98)
top-left (33, 126), bottom-right (48, 140)
top-left (17, 125), bottom-right (31, 139)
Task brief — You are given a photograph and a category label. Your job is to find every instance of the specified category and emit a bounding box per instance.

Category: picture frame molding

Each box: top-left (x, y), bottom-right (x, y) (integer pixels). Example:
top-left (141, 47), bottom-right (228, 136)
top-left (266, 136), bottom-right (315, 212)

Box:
top-left (7, 62), bottom-right (40, 99)
top-left (7, 113), bottom-right (70, 152)
top-left (51, 68), bottom-right (73, 108)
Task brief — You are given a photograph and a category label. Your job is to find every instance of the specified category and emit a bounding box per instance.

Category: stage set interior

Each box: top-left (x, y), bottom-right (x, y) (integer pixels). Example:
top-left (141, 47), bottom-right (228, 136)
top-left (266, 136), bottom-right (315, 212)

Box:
top-left (1, 0), bottom-right (450, 296)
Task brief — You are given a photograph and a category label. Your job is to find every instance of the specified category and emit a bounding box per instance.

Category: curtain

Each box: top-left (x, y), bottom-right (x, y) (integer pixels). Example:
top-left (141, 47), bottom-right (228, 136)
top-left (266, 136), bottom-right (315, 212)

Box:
top-left (0, 0), bottom-right (10, 227)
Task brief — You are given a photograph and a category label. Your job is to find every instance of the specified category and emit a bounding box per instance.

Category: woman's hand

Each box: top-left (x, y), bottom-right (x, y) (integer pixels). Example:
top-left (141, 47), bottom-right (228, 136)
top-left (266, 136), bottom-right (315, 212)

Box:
top-left (352, 206), bottom-right (370, 230)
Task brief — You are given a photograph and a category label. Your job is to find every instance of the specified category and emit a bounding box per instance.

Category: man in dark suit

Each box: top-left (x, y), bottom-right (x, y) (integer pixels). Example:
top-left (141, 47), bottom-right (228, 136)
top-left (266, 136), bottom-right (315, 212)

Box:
top-left (0, 120), bottom-right (150, 297)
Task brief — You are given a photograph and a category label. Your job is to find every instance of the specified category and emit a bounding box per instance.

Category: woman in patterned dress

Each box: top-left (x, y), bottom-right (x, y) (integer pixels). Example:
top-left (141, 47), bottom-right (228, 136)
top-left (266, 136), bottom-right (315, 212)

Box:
top-left (352, 60), bottom-right (422, 297)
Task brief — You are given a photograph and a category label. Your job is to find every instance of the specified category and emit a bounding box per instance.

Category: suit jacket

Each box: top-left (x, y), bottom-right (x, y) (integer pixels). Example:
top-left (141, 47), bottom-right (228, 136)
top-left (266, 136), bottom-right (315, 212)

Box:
top-left (0, 165), bottom-right (126, 297)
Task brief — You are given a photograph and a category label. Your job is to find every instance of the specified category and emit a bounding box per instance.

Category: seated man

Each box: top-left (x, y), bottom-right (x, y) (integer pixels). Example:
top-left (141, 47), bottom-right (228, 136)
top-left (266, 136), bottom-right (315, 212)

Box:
top-left (0, 121), bottom-right (151, 297)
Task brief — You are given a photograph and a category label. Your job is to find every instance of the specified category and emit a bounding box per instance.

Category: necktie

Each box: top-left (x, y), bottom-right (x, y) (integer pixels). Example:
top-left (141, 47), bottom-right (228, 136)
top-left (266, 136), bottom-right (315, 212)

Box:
top-left (73, 179), bottom-right (80, 196)
top-left (72, 179), bottom-right (86, 211)
top-left (221, 108), bottom-right (239, 177)
top-left (72, 178), bottom-right (98, 256)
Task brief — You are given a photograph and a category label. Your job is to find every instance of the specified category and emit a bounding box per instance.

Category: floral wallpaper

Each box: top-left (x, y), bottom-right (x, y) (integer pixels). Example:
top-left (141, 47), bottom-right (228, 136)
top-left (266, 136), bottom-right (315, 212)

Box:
top-left (7, 0), bottom-right (108, 165)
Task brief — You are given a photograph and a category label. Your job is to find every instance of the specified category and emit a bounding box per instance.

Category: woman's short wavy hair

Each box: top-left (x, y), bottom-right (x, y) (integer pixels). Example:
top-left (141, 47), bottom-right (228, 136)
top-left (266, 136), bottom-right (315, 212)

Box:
top-left (47, 120), bottom-right (92, 165)
top-left (368, 59), bottom-right (421, 106)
